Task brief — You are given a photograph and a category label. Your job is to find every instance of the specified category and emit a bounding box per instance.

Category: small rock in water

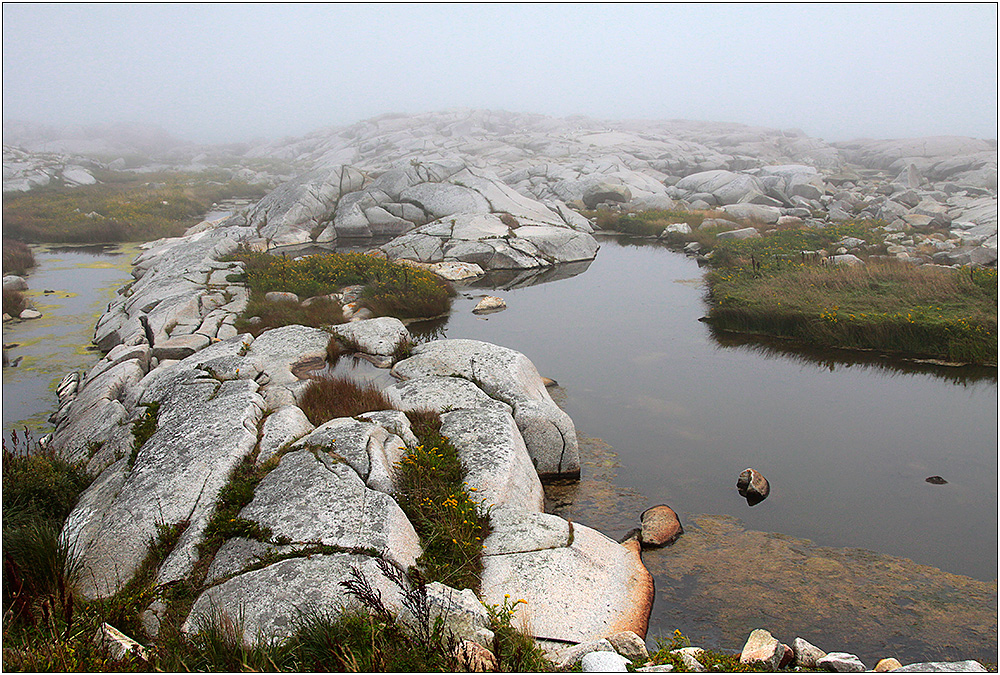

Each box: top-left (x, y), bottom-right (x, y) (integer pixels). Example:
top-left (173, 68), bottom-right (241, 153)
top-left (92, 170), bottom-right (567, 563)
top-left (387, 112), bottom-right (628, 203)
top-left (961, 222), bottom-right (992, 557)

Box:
top-left (925, 475), bottom-right (948, 485)
top-left (816, 651), bottom-right (867, 672)
top-left (473, 295), bottom-right (506, 314)
top-left (874, 657), bottom-right (903, 672)
top-left (18, 308), bottom-right (42, 320)
top-left (737, 468), bottom-right (770, 506)
top-left (639, 504), bottom-right (684, 547)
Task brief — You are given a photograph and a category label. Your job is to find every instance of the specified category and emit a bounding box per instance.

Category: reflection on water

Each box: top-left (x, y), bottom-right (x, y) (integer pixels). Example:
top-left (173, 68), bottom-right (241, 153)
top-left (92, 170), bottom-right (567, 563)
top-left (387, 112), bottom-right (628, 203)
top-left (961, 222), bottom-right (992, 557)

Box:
top-left (709, 326), bottom-right (998, 387)
top-left (430, 236), bottom-right (996, 660)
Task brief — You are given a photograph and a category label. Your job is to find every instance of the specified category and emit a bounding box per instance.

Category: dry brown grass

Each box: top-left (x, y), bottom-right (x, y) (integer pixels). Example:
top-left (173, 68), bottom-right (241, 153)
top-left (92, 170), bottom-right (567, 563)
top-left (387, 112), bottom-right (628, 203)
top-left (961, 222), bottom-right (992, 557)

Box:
top-left (299, 376), bottom-right (394, 426)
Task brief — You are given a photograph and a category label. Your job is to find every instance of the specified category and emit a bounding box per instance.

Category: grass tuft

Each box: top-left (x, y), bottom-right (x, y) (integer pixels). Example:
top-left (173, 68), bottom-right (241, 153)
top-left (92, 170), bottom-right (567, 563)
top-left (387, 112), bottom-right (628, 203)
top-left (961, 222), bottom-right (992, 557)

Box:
top-left (298, 376), bottom-right (395, 426)
top-left (3, 239), bottom-right (36, 275)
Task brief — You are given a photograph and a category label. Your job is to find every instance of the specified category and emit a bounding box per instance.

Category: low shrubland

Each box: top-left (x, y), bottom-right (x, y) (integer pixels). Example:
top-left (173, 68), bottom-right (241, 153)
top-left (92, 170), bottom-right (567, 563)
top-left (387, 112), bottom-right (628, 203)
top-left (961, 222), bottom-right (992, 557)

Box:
top-left (231, 247), bottom-right (454, 334)
top-left (2, 171), bottom-right (266, 243)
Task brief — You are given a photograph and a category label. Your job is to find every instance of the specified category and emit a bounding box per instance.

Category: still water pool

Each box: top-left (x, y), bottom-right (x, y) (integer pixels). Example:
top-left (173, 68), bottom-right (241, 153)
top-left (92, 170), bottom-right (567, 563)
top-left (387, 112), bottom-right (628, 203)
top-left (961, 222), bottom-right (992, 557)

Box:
top-left (418, 234), bottom-right (998, 661)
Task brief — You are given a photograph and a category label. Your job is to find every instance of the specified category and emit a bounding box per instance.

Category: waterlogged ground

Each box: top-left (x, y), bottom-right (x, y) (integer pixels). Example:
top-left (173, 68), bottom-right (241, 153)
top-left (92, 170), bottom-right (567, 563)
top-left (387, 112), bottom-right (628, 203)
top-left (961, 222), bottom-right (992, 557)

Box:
top-left (2, 244), bottom-right (139, 437)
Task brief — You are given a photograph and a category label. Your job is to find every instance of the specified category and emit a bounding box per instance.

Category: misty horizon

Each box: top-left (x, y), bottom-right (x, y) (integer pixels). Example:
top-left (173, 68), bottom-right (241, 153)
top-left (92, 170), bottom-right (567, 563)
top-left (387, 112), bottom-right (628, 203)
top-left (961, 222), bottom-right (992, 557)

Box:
top-left (3, 4), bottom-right (998, 148)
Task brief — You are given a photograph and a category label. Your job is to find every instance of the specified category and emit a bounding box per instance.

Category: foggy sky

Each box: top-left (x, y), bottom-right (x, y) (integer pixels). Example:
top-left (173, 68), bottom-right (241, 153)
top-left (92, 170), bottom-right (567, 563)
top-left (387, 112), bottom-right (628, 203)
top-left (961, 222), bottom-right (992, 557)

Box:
top-left (3, 3), bottom-right (997, 145)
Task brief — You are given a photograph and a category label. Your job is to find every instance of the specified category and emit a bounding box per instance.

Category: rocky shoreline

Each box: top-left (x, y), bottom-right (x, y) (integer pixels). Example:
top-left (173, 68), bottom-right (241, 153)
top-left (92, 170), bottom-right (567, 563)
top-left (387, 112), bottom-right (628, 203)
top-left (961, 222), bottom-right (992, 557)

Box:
top-left (14, 109), bottom-right (995, 669)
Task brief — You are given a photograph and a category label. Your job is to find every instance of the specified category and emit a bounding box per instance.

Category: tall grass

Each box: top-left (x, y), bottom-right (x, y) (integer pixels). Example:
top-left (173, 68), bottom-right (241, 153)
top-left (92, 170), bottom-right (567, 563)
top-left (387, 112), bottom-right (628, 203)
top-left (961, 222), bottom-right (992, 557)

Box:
top-left (707, 261), bottom-right (998, 364)
top-left (3, 289), bottom-right (30, 316)
top-left (3, 239), bottom-right (36, 274)
top-left (234, 297), bottom-right (344, 336)
top-left (2, 428), bottom-right (93, 629)
top-left (298, 376), bottom-right (396, 426)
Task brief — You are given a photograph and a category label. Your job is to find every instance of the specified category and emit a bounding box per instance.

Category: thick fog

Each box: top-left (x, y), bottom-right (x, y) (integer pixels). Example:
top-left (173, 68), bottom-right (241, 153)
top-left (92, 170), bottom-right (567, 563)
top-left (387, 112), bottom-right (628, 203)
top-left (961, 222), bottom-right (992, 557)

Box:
top-left (2, 3), bottom-right (997, 144)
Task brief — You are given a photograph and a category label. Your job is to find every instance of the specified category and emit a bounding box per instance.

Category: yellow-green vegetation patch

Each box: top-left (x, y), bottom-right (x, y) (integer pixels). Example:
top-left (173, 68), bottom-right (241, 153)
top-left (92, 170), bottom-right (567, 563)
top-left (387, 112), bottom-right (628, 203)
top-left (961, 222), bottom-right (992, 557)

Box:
top-left (395, 410), bottom-right (492, 592)
top-left (704, 223), bottom-right (997, 365)
top-left (2, 171), bottom-right (266, 243)
top-left (234, 247), bottom-right (454, 315)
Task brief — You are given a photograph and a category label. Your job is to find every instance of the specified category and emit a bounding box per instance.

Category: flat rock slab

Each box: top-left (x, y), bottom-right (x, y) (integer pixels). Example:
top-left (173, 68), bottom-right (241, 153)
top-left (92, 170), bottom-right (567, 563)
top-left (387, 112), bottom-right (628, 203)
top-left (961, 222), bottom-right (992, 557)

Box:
top-left (384, 375), bottom-right (512, 416)
top-left (237, 449), bottom-right (421, 571)
top-left (62, 370), bottom-right (264, 598)
top-left (185, 554), bottom-right (405, 645)
top-left (480, 509), bottom-right (653, 643)
top-left (246, 324), bottom-right (331, 385)
top-left (329, 317), bottom-right (410, 357)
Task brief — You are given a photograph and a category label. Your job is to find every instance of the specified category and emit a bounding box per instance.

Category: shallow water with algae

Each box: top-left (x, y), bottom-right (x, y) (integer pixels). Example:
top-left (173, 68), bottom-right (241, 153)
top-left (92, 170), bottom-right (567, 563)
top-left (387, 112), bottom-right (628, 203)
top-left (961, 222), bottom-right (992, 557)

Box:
top-left (2, 243), bottom-right (139, 437)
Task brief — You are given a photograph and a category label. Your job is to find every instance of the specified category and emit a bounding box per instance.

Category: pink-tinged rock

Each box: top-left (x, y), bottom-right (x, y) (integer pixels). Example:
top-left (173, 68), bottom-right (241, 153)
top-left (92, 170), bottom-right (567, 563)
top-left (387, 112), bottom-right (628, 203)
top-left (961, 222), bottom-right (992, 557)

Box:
top-left (639, 505), bottom-right (684, 547)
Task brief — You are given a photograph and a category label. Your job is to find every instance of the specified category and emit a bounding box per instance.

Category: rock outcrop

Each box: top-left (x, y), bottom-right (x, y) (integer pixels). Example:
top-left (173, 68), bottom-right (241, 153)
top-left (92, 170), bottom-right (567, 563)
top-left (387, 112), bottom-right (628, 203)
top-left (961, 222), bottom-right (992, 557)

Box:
top-left (52, 214), bottom-right (649, 649)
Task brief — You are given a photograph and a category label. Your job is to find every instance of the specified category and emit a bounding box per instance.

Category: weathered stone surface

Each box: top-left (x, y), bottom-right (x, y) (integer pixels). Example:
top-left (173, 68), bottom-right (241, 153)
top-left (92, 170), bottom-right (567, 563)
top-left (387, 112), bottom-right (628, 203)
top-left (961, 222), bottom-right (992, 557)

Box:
top-left (891, 661), bottom-right (987, 672)
top-left (673, 647), bottom-right (707, 672)
top-left (551, 639), bottom-right (616, 670)
top-left (393, 339), bottom-right (579, 477)
top-left (385, 375), bottom-right (512, 416)
top-left (3, 275), bottom-right (28, 291)
top-left (246, 324), bottom-right (331, 385)
top-left (62, 359), bottom-right (265, 598)
top-left (582, 650), bottom-right (631, 672)
top-left (184, 554), bottom-right (405, 644)
top-left (95, 623), bottom-right (147, 662)
top-left (720, 203), bottom-right (781, 224)
top-left (151, 332), bottom-right (211, 360)
top-left (480, 509), bottom-right (653, 643)
top-left (740, 628), bottom-right (784, 669)
top-left (816, 651), bottom-right (867, 672)
top-left (606, 630), bottom-right (650, 661)
top-left (329, 316), bottom-right (410, 357)
top-left (639, 505), bottom-right (684, 547)
top-left (237, 449), bottom-right (421, 570)
top-left (257, 405), bottom-right (314, 465)
top-left (792, 636), bottom-right (827, 668)
top-left (441, 408), bottom-right (544, 512)
top-left (583, 182), bottom-right (632, 209)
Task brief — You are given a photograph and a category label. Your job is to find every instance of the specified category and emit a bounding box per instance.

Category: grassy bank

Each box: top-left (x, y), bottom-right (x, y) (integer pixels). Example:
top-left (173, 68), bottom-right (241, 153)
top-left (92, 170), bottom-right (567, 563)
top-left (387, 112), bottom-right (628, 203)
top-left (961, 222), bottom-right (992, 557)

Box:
top-left (232, 248), bottom-right (454, 334)
top-left (702, 224), bottom-right (997, 364)
top-left (2, 171), bottom-right (266, 243)
top-left (3, 239), bottom-right (36, 275)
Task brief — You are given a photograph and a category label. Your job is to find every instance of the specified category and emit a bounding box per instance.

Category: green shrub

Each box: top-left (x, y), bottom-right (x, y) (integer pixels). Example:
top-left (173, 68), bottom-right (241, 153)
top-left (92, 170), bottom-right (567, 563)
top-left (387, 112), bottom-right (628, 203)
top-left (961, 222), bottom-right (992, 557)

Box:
top-left (231, 248), bottom-right (454, 322)
top-left (395, 410), bottom-right (492, 591)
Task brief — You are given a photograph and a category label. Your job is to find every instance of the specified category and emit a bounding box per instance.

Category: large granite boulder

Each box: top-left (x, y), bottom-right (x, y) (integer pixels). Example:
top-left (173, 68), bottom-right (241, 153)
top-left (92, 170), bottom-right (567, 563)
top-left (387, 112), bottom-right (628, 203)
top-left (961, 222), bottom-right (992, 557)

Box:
top-left (479, 508), bottom-right (654, 643)
top-left (380, 212), bottom-right (599, 271)
top-left (392, 339), bottom-right (579, 478)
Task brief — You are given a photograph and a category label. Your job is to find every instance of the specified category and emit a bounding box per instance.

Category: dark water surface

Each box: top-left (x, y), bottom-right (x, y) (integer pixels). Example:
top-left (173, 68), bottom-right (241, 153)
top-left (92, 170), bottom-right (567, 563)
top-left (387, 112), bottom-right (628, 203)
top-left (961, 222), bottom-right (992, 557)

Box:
top-left (419, 235), bottom-right (998, 659)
